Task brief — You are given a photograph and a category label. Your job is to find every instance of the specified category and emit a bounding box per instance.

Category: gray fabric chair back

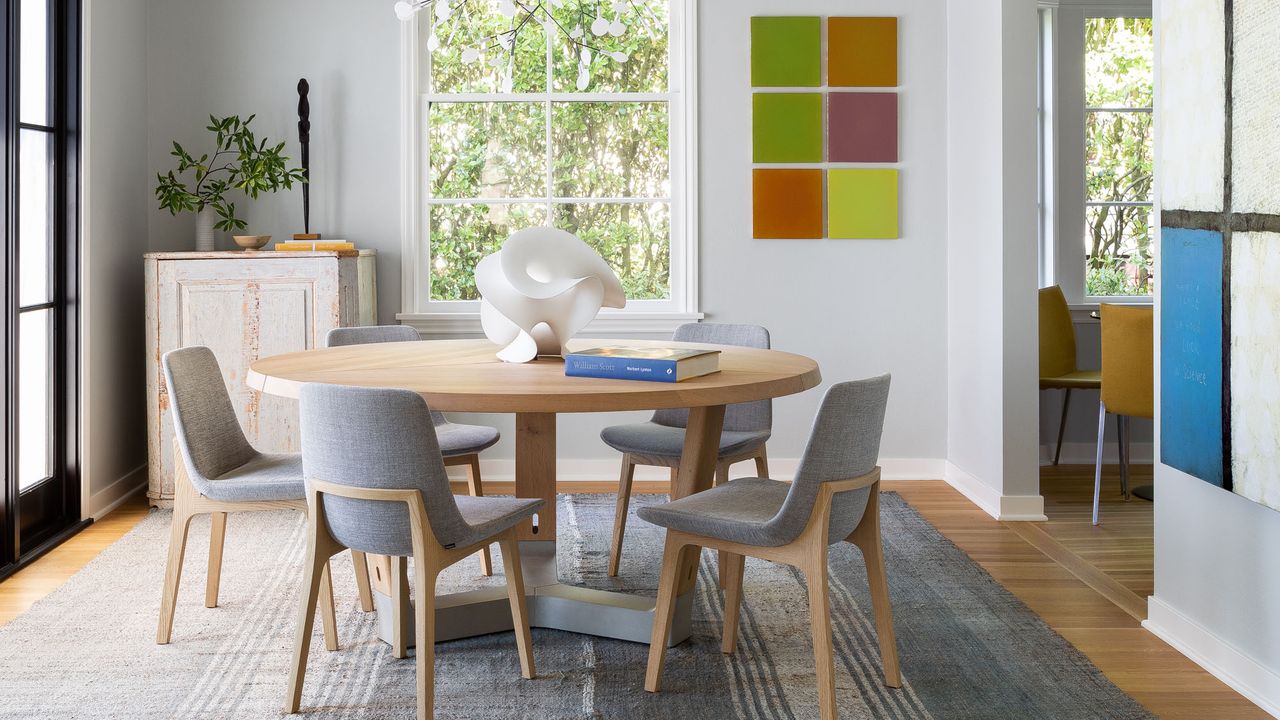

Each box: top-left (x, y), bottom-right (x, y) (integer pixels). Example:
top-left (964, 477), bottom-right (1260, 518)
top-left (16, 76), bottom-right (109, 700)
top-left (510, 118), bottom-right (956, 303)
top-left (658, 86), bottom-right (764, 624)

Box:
top-left (324, 325), bottom-right (447, 426)
top-left (652, 323), bottom-right (772, 433)
top-left (326, 325), bottom-right (419, 347)
top-left (163, 346), bottom-right (258, 492)
top-left (299, 383), bottom-right (471, 556)
top-left (773, 375), bottom-right (891, 545)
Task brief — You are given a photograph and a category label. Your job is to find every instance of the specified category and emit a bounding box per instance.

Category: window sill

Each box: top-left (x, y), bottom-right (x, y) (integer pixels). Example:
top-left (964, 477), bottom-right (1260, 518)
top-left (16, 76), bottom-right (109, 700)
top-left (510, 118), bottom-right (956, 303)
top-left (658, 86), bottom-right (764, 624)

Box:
top-left (1068, 297), bottom-right (1152, 323)
top-left (396, 310), bottom-right (705, 337)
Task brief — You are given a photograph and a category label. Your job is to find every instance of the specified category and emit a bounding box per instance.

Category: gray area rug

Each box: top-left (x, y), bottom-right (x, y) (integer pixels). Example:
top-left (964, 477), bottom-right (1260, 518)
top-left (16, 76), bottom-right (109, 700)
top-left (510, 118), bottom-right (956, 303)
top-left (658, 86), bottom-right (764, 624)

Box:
top-left (0, 493), bottom-right (1153, 719)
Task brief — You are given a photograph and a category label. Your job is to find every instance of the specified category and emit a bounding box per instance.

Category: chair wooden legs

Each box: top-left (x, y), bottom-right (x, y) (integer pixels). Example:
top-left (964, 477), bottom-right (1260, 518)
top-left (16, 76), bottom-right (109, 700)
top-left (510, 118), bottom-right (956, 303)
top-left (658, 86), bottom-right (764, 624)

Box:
top-left (156, 500), bottom-right (195, 644)
top-left (754, 445), bottom-right (769, 478)
top-left (804, 553), bottom-right (838, 720)
top-left (848, 488), bottom-right (901, 688)
top-left (390, 556), bottom-right (412, 659)
top-left (645, 534), bottom-right (691, 692)
top-left (204, 512), bottom-right (227, 608)
top-left (286, 520), bottom-right (337, 713)
top-left (351, 550), bottom-right (374, 612)
top-left (412, 556), bottom-right (438, 720)
top-left (318, 562), bottom-right (339, 652)
top-left (721, 552), bottom-right (745, 654)
top-left (463, 455), bottom-right (494, 576)
top-left (498, 533), bottom-right (536, 679)
top-left (607, 455), bottom-right (637, 577)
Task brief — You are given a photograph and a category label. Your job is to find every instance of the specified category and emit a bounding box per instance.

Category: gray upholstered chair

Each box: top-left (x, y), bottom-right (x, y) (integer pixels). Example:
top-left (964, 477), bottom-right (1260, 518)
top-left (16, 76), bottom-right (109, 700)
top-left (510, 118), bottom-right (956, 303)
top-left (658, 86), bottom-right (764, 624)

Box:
top-left (326, 325), bottom-right (501, 575)
top-left (287, 384), bottom-right (540, 720)
top-left (603, 322), bottom-right (772, 579)
top-left (642, 376), bottom-right (901, 720)
top-left (156, 346), bottom-right (374, 646)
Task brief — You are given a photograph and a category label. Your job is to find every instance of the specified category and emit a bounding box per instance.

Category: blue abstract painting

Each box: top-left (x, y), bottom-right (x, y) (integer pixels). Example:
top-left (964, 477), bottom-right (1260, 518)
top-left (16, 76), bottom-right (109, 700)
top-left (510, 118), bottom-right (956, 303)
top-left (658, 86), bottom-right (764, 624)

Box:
top-left (1160, 227), bottom-right (1224, 487)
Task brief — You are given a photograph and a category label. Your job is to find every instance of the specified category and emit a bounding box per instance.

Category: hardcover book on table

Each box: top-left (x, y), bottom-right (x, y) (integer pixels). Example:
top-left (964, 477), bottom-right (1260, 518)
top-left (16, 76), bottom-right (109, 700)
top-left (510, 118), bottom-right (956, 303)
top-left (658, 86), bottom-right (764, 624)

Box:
top-left (564, 347), bottom-right (721, 383)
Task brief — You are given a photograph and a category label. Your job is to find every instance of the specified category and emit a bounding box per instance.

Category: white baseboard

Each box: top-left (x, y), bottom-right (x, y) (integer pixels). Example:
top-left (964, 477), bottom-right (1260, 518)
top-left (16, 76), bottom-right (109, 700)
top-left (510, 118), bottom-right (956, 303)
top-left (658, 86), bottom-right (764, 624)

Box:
top-left (446, 457), bottom-right (945, 483)
top-left (1040, 441), bottom-right (1154, 465)
top-left (1144, 596), bottom-right (1280, 718)
top-left (943, 461), bottom-right (1047, 521)
top-left (87, 464), bottom-right (148, 520)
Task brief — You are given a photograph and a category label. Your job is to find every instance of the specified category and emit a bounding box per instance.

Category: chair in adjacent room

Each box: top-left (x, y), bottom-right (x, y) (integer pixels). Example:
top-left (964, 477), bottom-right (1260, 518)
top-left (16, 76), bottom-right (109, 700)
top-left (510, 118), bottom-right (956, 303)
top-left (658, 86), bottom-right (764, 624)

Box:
top-left (326, 325), bottom-right (501, 575)
top-left (1093, 304), bottom-right (1154, 526)
top-left (601, 322), bottom-right (772, 579)
top-left (156, 346), bottom-right (373, 646)
top-left (641, 376), bottom-right (901, 720)
top-left (1040, 285), bottom-right (1101, 465)
top-left (288, 384), bottom-right (540, 720)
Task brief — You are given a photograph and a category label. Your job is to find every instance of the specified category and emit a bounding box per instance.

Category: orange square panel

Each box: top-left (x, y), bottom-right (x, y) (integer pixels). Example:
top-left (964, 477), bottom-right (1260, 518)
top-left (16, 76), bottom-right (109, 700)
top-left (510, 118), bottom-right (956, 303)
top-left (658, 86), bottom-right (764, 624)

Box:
top-left (753, 169), bottom-right (823, 239)
top-left (829, 17), bottom-right (898, 88)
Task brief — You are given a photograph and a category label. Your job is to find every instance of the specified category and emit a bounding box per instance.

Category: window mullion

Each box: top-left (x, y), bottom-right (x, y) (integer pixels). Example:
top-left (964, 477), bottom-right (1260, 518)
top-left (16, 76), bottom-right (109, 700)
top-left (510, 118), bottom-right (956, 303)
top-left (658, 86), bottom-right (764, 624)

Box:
top-left (545, 25), bottom-right (553, 223)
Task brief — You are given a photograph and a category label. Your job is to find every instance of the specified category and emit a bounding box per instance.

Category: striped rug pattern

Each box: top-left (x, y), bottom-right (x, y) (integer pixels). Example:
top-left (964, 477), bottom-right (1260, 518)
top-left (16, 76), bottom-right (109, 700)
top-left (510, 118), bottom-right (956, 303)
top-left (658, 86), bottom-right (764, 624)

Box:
top-left (0, 493), bottom-right (1152, 719)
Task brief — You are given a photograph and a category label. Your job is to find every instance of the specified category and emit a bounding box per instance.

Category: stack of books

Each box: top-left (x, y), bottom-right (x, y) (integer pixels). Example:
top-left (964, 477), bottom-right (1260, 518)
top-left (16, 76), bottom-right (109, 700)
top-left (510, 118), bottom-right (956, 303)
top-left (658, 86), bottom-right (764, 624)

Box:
top-left (564, 346), bottom-right (721, 383)
top-left (274, 240), bottom-right (355, 252)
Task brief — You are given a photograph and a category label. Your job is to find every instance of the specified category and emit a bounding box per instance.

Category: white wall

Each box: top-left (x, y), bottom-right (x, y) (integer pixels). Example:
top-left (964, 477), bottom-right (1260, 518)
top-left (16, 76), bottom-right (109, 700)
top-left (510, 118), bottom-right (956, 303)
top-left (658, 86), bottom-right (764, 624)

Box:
top-left (944, 0), bottom-right (1043, 519)
top-left (144, 0), bottom-right (402, 318)
top-left (81, 0), bottom-right (151, 517)
top-left (695, 0), bottom-right (949, 470)
top-left (137, 0), bottom-right (954, 478)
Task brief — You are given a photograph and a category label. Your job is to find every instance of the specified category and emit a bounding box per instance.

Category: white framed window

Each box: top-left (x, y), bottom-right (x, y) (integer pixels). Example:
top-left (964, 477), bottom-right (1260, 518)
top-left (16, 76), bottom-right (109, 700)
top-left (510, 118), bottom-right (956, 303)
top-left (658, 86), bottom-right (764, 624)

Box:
top-left (1041, 2), bottom-right (1153, 307)
top-left (397, 0), bottom-right (701, 335)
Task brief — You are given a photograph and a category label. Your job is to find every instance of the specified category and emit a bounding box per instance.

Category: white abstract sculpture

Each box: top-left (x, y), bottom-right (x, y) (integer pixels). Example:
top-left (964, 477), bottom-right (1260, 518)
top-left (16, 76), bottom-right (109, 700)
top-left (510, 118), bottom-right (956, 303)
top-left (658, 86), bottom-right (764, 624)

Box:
top-left (476, 227), bottom-right (626, 363)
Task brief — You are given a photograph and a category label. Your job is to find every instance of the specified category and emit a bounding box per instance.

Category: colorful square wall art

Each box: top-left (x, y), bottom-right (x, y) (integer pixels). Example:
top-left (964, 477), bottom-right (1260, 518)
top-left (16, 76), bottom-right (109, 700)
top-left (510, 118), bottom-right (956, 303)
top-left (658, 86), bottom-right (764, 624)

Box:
top-left (829, 93), bottom-right (899, 163)
top-left (753, 169), bottom-right (823, 239)
top-left (828, 17), bottom-right (898, 87)
top-left (828, 169), bottom-right (898, 239)
top-left (1160, 228), bottom-right (1224, 487)
top-left (749, 15), bottom-right (901, 240)
top-left (750, 17), bottom-right (821, 87)
top-left (753, 93), bottom-right (823, 163)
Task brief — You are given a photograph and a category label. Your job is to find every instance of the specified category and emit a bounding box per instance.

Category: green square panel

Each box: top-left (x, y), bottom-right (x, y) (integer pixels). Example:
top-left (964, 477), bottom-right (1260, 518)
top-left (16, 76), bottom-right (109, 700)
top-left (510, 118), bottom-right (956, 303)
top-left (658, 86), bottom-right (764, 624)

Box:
top-left (829, 169), bottom-right (899, 239)
top-left (753, 93), bottom-right (823, 163)
top-left (751, 16), bottom-right (821, 87)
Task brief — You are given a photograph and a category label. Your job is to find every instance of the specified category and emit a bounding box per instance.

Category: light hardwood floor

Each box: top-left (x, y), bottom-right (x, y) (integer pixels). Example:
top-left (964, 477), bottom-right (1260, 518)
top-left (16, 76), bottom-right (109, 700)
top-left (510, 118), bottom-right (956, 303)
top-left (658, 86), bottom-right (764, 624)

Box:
top-left (0, 474), bottom-right (1268, 719)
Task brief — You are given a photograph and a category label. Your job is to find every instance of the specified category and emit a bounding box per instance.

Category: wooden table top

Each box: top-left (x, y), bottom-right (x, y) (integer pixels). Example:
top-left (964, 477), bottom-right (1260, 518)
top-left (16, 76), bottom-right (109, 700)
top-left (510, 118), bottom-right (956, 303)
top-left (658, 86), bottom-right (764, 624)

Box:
top-left (247, 338), bottom-right (822, 413)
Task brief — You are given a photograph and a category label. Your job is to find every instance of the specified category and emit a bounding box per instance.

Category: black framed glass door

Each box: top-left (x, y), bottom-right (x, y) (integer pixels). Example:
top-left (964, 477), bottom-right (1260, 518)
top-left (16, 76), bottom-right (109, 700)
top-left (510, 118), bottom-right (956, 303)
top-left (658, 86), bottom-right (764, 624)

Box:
top-left (1, 0), bottom-right (80, 579)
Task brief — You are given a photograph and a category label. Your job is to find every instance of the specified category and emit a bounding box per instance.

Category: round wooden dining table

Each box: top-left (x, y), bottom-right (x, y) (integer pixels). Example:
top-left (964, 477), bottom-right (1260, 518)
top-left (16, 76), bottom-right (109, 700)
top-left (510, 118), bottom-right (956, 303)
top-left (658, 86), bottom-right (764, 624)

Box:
top-left (248, 338), bottom-right (821, 647)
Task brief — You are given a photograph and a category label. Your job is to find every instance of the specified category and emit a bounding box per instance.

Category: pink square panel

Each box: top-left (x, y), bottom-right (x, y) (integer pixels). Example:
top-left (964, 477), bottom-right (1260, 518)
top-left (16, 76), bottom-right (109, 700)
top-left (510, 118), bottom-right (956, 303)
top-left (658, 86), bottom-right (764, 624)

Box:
top-left (828, 92), bottom-right (899, 163)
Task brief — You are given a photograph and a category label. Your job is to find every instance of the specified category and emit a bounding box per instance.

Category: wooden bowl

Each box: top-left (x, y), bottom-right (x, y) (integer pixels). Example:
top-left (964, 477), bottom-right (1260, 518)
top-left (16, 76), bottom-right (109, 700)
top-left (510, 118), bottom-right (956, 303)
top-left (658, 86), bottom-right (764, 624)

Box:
top-left (232, 234), bottom-right (271, 251)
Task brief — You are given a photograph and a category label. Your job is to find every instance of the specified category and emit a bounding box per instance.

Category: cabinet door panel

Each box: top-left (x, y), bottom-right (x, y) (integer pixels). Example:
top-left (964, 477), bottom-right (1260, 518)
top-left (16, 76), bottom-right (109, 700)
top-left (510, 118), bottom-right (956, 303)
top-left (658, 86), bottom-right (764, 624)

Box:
top-left (148, 255), bottom-right (351, 504)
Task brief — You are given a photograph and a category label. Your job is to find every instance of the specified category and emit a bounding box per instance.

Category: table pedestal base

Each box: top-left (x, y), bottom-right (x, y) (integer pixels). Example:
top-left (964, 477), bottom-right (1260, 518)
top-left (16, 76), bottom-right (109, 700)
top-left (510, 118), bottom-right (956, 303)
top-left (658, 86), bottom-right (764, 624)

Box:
top-left (373, 541), bottom-right (695, 649)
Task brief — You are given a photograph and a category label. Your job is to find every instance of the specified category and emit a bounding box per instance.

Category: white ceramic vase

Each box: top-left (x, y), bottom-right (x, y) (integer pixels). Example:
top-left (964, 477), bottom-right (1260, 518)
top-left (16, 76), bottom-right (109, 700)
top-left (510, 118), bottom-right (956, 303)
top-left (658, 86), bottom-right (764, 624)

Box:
top-left (195, 206), bottom-right (217, 252)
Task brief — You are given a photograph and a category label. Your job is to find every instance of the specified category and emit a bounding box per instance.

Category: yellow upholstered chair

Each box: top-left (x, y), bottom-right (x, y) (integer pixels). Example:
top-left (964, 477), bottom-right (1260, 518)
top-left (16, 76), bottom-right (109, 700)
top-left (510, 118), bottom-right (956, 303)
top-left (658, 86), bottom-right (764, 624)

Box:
top-left (1093, 304), bottom-right (1154, 526)
top-left (1039, 286), bottom-right (1102, 464)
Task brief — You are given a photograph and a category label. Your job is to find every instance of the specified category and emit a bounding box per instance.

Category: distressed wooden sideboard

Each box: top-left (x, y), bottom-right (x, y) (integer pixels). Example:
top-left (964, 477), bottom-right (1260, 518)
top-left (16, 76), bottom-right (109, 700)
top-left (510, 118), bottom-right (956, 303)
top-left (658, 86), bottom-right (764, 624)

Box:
top-left (144, 250), bottom-right (377, 506)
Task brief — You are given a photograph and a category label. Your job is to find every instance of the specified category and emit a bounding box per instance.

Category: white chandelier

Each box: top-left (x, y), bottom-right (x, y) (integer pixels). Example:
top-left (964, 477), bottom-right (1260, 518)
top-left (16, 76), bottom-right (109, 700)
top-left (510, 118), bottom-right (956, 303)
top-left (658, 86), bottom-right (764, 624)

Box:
top-left (394, 0), bottom-right (645, 89)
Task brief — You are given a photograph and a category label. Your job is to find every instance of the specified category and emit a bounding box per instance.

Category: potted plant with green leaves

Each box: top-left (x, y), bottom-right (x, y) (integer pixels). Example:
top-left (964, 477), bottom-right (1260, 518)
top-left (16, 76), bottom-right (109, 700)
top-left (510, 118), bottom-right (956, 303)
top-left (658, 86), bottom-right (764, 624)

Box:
top-left (155, 114), bottom-right (307, 251)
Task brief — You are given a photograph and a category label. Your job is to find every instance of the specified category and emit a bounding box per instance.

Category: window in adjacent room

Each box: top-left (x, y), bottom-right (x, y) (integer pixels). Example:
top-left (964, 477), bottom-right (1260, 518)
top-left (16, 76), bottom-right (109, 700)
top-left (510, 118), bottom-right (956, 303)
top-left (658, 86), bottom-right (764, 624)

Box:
top-left (1083, 17), bottom-right (1153, 298)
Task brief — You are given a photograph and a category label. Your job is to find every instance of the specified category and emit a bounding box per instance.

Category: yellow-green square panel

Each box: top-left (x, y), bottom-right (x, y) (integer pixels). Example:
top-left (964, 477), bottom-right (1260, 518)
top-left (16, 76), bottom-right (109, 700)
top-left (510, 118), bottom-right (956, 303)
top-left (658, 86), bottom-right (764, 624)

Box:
top-left (753, 93), bottom-right (823, 163)
top-left (751, 16), bottom-right (821, 87)
top-left (829, 169), bottom-right (899, 239)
